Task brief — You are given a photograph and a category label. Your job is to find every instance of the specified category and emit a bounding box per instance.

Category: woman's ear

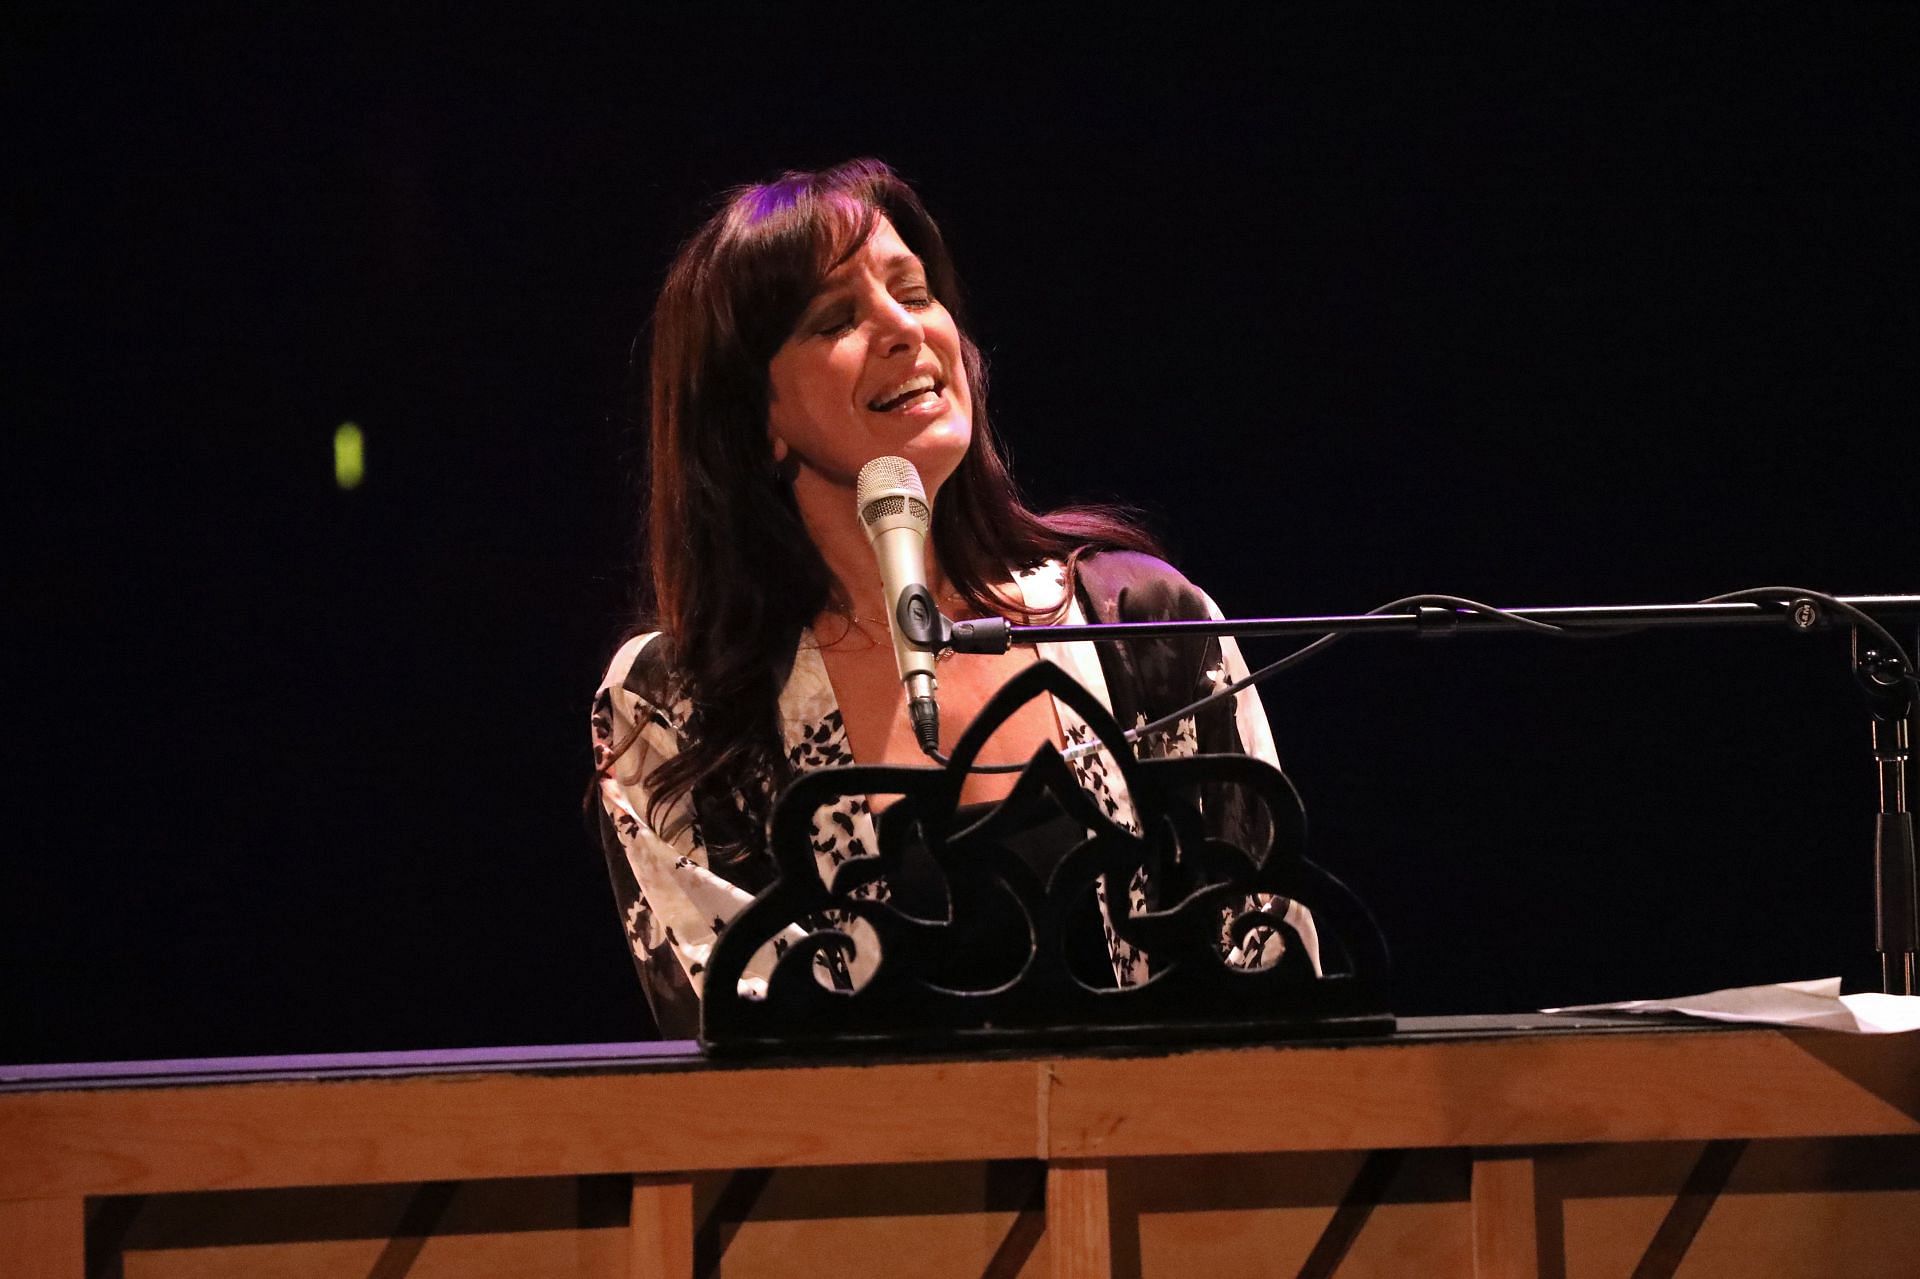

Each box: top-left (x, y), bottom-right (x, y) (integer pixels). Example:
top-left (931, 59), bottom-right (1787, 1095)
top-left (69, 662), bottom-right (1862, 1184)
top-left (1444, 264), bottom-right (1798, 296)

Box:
top-left (767, 419), bottom-right (798, 486)
top-left (766, 394), bottom-right (791, 464)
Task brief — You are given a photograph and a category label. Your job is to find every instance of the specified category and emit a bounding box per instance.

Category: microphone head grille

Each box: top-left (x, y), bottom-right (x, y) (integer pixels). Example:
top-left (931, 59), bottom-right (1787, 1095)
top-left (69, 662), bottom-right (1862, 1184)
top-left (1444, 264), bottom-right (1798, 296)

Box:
top-left (856, 455), bottom-right (925, 504)
top-left (855, 456), bottom-right (930, 533)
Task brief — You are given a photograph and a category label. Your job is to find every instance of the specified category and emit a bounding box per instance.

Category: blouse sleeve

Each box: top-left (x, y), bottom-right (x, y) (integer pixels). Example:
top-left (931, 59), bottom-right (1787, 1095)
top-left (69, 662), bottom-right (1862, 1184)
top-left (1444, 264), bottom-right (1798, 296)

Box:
top-left (591, 634), bottom-right (772, 1037)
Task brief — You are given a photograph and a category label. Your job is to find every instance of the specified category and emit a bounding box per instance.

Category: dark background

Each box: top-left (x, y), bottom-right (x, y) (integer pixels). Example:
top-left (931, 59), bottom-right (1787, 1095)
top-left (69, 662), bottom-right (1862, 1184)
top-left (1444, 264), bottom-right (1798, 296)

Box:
top-left (5, 6), bottom-right (1914, 1063)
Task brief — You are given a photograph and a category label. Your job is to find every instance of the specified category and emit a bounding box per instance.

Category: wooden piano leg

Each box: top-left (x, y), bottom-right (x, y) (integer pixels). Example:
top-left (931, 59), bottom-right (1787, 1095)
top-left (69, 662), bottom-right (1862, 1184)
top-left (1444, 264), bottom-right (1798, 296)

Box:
top-left (1048, 1158), bottom-right (1113, 1279)
top-left (628, 1174), bottom-right (693, 1279)
top-left (1472, 1150), bottom-right (1540, 1279)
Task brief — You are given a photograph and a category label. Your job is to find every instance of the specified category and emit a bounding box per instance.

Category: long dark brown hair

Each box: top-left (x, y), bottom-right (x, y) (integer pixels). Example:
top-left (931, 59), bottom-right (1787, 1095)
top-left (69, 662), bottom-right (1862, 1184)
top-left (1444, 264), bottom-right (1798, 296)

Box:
top-left (615, 158), bottom-right (1158, 859)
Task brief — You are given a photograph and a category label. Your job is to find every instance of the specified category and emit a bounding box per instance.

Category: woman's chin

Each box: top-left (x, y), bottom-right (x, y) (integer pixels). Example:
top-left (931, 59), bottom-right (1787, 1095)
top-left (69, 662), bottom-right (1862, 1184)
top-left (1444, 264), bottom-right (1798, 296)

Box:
top-left (895, 420), bottom-right (971, 494)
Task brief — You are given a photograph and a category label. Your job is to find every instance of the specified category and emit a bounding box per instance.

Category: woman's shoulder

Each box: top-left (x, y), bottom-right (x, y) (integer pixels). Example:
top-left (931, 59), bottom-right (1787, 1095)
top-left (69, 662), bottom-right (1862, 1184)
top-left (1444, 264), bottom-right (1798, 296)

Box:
top-left (1077, 549), bottom-right (1189, 583)
top-left (1069, 551), bottom-right (1212, 623)
top-left (1013, 551), bottom-right (1192, 608)
top-left (596, 630), bottom-right (684, 715)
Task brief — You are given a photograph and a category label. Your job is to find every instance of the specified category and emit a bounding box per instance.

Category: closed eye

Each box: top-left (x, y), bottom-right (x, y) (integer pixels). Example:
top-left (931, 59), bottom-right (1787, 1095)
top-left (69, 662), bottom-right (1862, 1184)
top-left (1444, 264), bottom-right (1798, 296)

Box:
top-left (894, 275), bottom-right (935, 309)
top-left (808, 284), bottom-right (936, 338)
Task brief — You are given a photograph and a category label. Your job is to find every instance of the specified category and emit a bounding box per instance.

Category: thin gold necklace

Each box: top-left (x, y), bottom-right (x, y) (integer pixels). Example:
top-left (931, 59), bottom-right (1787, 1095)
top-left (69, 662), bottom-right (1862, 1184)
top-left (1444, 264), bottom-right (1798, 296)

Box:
top-left (830, 599), bottom-right (963, 660)
top-left (842, 586), bottom-right (966, 628)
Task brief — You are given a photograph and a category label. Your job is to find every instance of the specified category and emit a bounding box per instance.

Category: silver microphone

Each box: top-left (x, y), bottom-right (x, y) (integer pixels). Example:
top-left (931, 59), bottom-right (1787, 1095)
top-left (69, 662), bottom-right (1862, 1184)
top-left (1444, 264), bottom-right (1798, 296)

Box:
top-left (854, 456), bottom-right (944, 755)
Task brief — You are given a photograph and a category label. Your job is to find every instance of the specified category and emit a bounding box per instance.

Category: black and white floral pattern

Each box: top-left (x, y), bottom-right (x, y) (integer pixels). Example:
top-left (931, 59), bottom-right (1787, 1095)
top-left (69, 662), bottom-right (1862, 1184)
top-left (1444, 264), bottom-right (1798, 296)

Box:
top-left (592, 559), bottom-right (1317, 1034)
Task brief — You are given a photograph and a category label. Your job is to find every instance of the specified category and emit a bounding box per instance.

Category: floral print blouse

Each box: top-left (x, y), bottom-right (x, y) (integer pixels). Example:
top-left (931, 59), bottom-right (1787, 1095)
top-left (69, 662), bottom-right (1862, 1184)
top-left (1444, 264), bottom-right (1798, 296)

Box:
top-left (591, 554), bottom-right (1319, 1038)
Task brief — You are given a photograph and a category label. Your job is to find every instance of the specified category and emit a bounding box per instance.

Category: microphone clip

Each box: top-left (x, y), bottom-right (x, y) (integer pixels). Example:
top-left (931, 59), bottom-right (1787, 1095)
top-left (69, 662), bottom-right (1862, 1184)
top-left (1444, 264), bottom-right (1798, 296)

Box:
top-left (896, 584), bottom-right (954, 653)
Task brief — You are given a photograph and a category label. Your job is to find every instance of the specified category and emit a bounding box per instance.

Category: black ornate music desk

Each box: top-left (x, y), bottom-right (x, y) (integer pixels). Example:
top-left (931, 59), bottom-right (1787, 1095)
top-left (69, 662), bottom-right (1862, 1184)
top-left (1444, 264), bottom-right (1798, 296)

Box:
top-left (702, 661), bottom-right (1393, 1056)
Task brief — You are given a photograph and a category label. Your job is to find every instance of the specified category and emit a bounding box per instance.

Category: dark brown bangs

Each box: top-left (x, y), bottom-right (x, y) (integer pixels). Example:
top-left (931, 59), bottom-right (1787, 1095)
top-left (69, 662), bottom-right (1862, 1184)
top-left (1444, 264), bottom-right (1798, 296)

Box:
top-left (718, 178), bottom-right (881, 362)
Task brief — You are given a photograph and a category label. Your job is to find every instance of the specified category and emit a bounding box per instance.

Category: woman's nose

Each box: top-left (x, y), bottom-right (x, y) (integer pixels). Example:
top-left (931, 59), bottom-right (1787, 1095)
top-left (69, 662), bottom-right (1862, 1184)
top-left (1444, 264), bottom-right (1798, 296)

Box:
top-left (871, 296), bottom-right (923, 355)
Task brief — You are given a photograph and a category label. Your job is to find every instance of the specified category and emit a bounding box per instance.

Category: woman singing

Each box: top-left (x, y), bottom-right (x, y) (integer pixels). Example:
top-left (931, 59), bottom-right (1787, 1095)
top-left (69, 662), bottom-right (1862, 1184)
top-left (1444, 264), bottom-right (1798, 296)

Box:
top-left (592, 159), bottom-right (1316, 1038)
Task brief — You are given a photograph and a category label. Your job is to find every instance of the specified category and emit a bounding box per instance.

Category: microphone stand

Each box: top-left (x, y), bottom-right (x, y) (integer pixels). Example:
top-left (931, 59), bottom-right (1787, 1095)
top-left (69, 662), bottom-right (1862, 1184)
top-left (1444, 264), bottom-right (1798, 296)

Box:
top-left (1855, 625), bottom-right (1917, 996)
top-left (942, 592), bottom-right (1920, 996)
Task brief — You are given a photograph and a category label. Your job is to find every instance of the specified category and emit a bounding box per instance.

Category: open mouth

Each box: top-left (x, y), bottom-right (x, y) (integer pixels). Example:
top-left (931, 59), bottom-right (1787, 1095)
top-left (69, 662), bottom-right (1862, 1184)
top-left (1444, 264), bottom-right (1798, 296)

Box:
top-left (867, 374), bottom-right (944, 412)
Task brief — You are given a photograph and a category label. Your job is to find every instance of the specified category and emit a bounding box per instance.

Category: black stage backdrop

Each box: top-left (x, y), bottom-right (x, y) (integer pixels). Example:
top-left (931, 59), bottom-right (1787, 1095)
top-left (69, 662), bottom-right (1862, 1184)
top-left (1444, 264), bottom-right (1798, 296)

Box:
top-left (6, 7), bottom-right (1915, 1061)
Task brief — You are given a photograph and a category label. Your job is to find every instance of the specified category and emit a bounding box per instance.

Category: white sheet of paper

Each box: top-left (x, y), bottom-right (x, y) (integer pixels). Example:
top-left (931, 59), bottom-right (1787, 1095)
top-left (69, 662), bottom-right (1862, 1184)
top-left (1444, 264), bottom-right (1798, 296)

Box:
top-left (1543, 977), bottom-right (1920, 1034)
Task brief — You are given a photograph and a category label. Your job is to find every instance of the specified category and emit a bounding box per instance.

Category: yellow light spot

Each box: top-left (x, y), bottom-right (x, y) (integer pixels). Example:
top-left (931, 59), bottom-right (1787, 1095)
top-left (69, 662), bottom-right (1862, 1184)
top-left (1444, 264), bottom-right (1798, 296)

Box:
top-left (334, 422), bottom-right (365, 490)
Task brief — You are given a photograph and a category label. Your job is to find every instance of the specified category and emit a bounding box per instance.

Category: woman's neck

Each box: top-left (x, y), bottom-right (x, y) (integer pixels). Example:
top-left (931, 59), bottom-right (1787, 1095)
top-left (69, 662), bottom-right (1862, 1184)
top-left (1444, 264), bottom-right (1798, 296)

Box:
top-left (789, 467), bottom-right (948, 623)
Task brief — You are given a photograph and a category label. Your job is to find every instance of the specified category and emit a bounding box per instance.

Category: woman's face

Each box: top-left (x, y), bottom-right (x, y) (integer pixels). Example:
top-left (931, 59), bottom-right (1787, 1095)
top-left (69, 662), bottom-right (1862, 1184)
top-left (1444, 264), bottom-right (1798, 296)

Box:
top-left (767, 216), bottom-right (973, 499)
